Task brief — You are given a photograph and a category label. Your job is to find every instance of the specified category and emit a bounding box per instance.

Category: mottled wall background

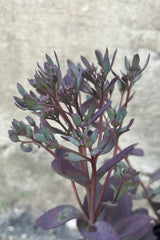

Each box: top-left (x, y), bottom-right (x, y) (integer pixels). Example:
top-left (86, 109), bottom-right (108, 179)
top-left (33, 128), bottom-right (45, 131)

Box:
top-left (0, 0), bottom-right (160, 210)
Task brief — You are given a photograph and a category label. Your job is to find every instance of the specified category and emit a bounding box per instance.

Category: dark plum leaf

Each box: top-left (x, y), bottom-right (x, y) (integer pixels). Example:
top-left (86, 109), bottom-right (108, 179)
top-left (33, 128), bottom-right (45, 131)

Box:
top-left (52, 158), bottom-right (89, 186)
top-left (20, 143), bottom-right (32, 153)
top-left (149, 168), bottom-right (160, 185)
top-left (97, 144), bottom-right (136, 181)
top-left (115, 214), bottom-right (153, 240)
top-left (37, 205), bottom-right (82, 229)
top-left (90, 101), bottom-right (112, 124)
top-left (80, 221), bottom-right (120, 240)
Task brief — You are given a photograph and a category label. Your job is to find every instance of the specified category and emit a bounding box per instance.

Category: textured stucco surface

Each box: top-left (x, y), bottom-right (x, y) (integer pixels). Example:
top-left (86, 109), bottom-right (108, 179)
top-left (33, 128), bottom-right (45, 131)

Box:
top-left (0, 0), bottom-right (160, 215)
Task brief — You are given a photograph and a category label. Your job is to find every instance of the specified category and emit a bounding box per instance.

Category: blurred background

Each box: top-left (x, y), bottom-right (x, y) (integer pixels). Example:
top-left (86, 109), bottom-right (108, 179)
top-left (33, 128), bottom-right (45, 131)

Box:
top-left (0, 0), bottom-right (160, 234)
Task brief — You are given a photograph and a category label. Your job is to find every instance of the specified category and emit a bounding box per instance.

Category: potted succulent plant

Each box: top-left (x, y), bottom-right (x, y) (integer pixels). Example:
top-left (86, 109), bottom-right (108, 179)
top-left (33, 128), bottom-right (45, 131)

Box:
top-left (9, 48), bottom-right (160, 239)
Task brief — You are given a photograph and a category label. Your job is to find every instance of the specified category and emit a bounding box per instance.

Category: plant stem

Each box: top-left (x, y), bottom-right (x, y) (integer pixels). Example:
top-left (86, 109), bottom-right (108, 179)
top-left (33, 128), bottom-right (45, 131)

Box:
top-left (90, 159), bottom-right (97, 224)
top-left (95, 168), bottom-right (113, 217)
top-left (71, 181), bottom-right (89, 222)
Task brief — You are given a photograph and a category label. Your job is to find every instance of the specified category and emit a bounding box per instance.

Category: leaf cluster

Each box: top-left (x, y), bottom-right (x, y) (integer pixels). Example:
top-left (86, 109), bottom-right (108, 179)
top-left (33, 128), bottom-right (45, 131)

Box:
top-left (9, 49), bottom-right (159, 240)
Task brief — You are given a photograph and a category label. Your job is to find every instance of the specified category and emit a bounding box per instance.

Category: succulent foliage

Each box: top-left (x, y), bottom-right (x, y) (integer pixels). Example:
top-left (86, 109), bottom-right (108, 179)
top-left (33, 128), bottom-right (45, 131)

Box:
top-left (9, 49), bottom-right (160, 239)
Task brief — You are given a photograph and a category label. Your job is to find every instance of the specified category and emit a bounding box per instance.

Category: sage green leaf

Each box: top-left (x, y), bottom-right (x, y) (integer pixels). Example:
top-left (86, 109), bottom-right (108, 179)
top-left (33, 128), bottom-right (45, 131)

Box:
top-left (17, 83), bottom-right (28, 96)
top-left (64, 152), bottom-right (86, 162)
top-left (72, 113), bottom-right (82, 127)
top-left (124, 56), bottom-right (130, 70)
top-left (8, 130), bottom-right (19, 142)
top-left (132, 54), bottom-right (140, 70)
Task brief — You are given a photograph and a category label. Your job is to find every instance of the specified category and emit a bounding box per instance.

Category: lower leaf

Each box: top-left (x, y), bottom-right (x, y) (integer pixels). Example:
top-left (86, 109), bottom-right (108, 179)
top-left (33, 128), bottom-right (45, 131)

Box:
top-left (37, 205), bottom-right (82, 229)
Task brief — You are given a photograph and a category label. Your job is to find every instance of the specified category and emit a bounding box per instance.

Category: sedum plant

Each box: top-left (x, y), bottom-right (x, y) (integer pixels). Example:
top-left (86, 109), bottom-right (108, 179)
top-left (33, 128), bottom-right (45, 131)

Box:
top-left (9, 48), bottom-right (160, 240)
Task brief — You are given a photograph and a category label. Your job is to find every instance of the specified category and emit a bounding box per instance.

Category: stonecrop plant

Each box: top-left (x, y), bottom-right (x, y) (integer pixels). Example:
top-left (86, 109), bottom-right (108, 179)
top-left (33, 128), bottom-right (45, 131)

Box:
top-left (9, 48), bottom-right (160, 240)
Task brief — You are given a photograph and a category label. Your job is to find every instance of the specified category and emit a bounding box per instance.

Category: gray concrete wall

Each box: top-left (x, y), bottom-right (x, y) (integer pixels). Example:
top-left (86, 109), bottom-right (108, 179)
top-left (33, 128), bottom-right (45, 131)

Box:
top-left (0, 0), bottom-right (160, 210)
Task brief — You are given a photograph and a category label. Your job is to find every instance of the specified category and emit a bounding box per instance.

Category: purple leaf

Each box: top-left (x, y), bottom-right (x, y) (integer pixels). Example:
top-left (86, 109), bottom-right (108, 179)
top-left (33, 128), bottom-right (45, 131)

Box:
top-left (150, 168), bottom-right (160, 184)
top-left (95, 50), bottom-right (103, 67)
top-left (80, 221), bottom-right (120, 240)
top-left (62, 74), bottom-right (75, 90)
top-left (52, 158), bottom-right (89, 186)
top-left (110, 49), bottom-right (117, 69)
top-left (103, 195), bottom-right (132, 225)
top-left (115, 214), bottom-right (153, 240)
top-left (81, 56), bottom-right (91, 69)
top-left (67, 60), bottom-right (79, 78)
top-left (90, 101), bottom-right (112, 124)
top-left (82, 97), bottom-right (96, 114)
top-left (97, 144), bottom-right (136, 180)
top-left (104, 76), bottom-right (119, 93)
top-left (130, 148), bottom-right (144, 156)
top-left (37, 205), bottom-right (82, 229)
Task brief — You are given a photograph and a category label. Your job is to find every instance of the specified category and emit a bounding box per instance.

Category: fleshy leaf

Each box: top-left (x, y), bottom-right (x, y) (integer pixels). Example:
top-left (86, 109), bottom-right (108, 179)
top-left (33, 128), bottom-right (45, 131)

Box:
top-left (8, 130), bottom-right (19, 142)
top-left (115, 214), bottom-right (153, 240)
top-left (72, 113), bottom-right (82, 127)
top-left (20, 143), bottom-right (32, 153)
top-left (124, 56), bottom-right (130, 70)
top-left (52, 158), bottom-right (88, 186)
top-left (132, 54), bottom-right (140, 70)
top-left (81, 56), bottom-right (91, 69)
top-left (103, 48), bottom-right (110, 76)
top-left (90, 101), bottom-right (112, 124)
top-left (130, 148), bottom-right (144, 156)
top-left (67, 60), bottom-right (79, 78)
top-left (97, 144), bottom-right (136, 180)
top-left (95, 50), bottom-right (103, 67)
top-left (37, 205), bottom-right (82, 229)
top-left (116, 106), bottom-right (127, 124)
top-left (26, 116), bottom-right (36, 126)
top-left (17, 83), bottom-right (28, 96)
top-left (64, 152), bottom-right (87, 162)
